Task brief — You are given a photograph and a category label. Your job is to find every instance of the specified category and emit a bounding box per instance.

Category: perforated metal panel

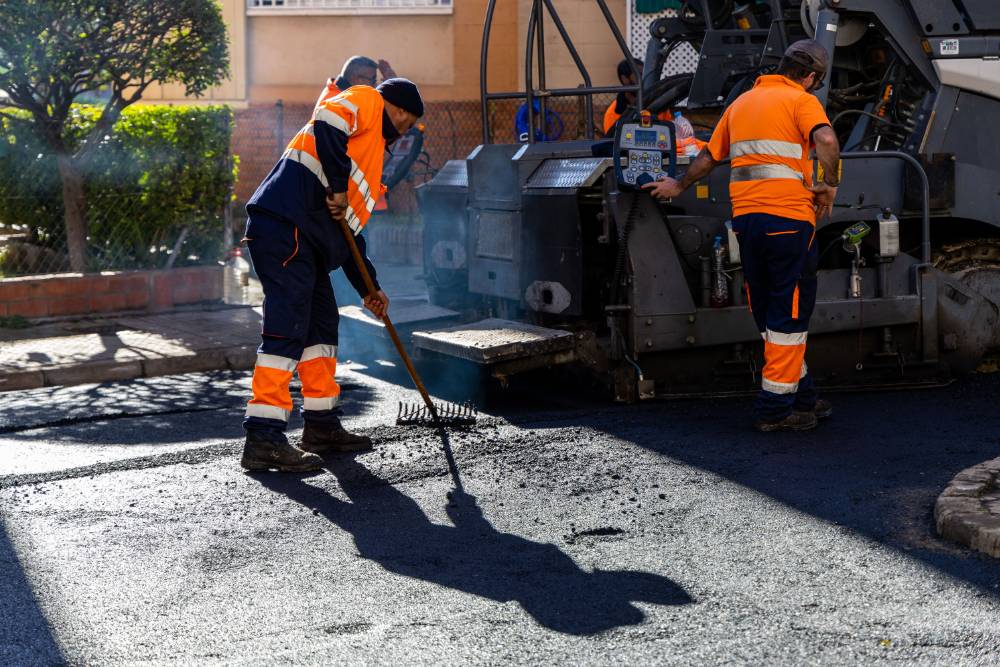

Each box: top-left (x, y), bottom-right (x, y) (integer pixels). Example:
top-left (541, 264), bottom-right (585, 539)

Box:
top-left (431, 160), bottom-right (468, 189)
top-left (525, 158), bottom-right (613, 189)
top-left (627, 6), bottom-right (700, 76)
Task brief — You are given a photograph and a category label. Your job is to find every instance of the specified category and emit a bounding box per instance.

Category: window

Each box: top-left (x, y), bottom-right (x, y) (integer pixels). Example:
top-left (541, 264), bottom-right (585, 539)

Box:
top-left (247, 0), bottom-right (453, 14)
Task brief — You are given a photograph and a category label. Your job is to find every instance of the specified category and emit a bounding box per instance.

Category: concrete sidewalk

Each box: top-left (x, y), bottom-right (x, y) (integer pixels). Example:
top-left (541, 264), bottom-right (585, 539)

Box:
top-left (0, 263), bottom-right (428, 392)
top-left (0, 306), bottom-right (261, 392)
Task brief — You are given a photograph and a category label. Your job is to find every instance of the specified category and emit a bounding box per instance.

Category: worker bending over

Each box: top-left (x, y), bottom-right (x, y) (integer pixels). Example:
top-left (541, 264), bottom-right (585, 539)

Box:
top-left (241, 78), bottom-right (424, 471)
top-left (644, 40), bottom-right (840, 432)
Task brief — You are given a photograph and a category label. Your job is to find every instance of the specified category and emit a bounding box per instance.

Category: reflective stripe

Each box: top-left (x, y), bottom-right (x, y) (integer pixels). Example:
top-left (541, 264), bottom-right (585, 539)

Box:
top-left (762, 377), bottom-right (799, 395)
top-left (315, 106), bottom-right (353, 135)
top-left (764, 330), bottom-right (808, 346)
top-left (283, 148), bottom-right (329, 188)
top-left (346, 205), bottom-right (363, 234)
top-left (731, 139), bottom-right (804, 159)
top-left (731, 164), bottom-right (803, 182)
top-left (339, 98), bottom-right (359, 114)
top-left (300, 344), bottom-right (337, 362)
top-left (245, 403), bottom-right (291, 422)
top-left (303, 396), bottom-right (340, 411)
top-left (801, 361), bottom-right (809, 379)
top-left (350, 160), bottom-right (378, 213)
top-left (255, 353), bottom-right (299, 372)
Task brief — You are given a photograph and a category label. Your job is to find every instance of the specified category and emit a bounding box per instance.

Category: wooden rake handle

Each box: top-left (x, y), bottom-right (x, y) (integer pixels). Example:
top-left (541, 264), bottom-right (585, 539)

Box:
top-left (332, 210), bottom-right (439, 421)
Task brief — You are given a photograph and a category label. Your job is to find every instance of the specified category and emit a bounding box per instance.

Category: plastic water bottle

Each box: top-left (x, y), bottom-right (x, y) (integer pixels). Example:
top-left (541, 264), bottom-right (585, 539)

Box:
top-left (673, 111), bottom-right (699, 158)
top-left (223, 247), bottom-right (250, 304)
top-left (710, 235), bottom-right (730, 308)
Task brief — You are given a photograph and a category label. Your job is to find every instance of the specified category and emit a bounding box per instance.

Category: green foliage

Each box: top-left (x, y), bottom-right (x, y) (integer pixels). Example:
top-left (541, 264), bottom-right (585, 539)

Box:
top-left (0, 104), bottom-right (237, 271)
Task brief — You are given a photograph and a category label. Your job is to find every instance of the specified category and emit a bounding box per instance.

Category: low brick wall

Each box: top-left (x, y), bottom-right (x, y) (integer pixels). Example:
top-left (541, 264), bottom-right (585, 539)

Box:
top-left (0, 266), bottom-right (223, 319)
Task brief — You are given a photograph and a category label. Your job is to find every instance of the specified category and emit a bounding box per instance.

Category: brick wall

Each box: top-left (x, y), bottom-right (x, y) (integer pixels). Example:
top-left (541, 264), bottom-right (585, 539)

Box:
top-left (0, 266), bottom-right (223, 320)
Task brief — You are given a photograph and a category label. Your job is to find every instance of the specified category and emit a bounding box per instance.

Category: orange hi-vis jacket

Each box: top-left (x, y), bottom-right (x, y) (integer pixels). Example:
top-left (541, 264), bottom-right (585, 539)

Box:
top-left (315, 77), bottom-right (389, 212)
top-left (315, 76), bottom-right (345, 109)
top-left (247, 86), bottom-right (388, 270)
top-left (707, 75), bottom-right (832, 224)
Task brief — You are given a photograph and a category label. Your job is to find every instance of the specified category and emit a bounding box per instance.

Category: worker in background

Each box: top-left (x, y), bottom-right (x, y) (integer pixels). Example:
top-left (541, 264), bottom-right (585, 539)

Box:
top-left (603, 58), bottom-right (705, 156)
top-left (316, 56), bottom-right (397, 107)
top-left (241, 79), bottom-right (424, 471)
top-left (603, 58), bottom-right (646, 135)
top-left (643, 40), bottom-right (840, 433)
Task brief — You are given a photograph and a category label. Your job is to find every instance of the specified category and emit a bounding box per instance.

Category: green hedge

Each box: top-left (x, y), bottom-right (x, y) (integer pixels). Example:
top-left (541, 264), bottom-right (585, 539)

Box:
top-left (0, 104), bottom-right (237, 273)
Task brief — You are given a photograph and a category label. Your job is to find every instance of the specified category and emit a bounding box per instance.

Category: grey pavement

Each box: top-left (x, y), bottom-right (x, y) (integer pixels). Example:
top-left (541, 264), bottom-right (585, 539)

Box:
top-left (0, 263), bottom-right (427, 393)
top-left (1, 365), bottom-right (1000, 664)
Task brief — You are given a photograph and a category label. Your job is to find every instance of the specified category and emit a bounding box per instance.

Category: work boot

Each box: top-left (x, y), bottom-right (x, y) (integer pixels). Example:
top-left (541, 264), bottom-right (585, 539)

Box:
top-left (300, 421), bottom-right (373, 454)
top-left (796, 398), bottom-right (833, 420)
top-left (241, 429), bottom-right (324, 472)
top-left (753, 411), bottom-right (818, 433)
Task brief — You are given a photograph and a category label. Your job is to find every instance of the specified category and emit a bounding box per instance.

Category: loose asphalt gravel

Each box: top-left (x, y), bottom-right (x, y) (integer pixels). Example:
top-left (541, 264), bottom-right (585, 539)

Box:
top-left (1, 364), bottom-right (999, 665)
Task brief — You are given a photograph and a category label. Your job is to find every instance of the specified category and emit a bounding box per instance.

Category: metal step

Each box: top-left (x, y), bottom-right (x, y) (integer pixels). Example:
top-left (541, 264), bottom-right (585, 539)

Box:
top-left (411, 318), bottom-right (576, 369)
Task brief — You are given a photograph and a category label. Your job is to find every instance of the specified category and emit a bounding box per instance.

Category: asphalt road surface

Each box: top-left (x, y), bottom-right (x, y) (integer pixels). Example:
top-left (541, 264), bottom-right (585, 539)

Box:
top-left (2, 364), bottom-right (999, 665)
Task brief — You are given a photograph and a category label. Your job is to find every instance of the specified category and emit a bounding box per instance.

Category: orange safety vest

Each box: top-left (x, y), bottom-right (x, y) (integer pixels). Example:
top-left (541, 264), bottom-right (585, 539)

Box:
top-left (707, 75), bottom-right (831, 224)
top-left (314, 77), bottom-right (344, 110)
top-left (302, 86), bottom-right (388, 234)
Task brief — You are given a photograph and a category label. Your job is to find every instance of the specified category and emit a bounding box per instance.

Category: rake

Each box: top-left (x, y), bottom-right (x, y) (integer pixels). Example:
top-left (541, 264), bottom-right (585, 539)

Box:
top-left (333, 205), bottom-right (477, 428)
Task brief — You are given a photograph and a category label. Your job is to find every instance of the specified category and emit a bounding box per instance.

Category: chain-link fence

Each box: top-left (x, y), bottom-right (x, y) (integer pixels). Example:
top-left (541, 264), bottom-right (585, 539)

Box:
top-left (0, 191), bottom-right (228, 277)
top-left (231, 93), bottom-right (619, 206)
top-left (229, 94), bottom-right (616, 265)
top-left (0, 105), bottom-right (234, 279)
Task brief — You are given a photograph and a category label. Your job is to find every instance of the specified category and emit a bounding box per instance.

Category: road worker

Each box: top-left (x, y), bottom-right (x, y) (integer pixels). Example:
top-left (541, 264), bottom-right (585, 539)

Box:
top-left (240, 78), bottom-right (424, 471)
top-left (603, 58), bottom-right (644, 135)
top-left (603, 58), bottom-right (705, 156)
top-left (315, 55), bottom-right (397, 108)
top-left (643, 39), bottom-right (840, 432)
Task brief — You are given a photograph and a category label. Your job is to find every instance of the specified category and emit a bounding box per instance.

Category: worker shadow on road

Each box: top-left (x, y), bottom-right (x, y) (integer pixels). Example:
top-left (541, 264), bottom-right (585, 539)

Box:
top-left (0, 520), bottom-right (64, 664)
top-left (255, 457), bottom-right (692, 636)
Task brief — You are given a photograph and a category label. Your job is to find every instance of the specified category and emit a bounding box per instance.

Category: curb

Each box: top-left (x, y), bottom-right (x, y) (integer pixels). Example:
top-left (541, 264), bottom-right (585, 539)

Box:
top-left (934, 457), bottom-right (1000, 558)
top-left (0, 346), bottom-right (257, 392)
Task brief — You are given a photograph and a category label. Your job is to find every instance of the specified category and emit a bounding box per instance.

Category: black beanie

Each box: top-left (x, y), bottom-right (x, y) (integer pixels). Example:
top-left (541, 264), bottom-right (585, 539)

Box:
top-left (376, 78), bottom-right (424, 118)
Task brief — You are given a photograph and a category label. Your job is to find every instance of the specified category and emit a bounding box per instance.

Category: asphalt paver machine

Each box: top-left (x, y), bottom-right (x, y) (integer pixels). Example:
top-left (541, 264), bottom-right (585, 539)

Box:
top-left (384, 0), bottom-right (1000, 401)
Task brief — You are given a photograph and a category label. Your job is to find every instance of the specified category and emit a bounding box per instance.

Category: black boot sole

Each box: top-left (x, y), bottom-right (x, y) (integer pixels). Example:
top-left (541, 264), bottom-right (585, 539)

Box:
top-left (300, 441), bottom-right (374, 455)
top-left (754, 418), bottom-right (818, 433)
top-left (240, 455), bottom-right (324, 472)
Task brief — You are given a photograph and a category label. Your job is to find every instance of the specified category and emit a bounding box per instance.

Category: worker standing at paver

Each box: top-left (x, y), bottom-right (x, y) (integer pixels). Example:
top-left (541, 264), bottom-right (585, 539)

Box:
top-left (240, 78), bottom-right (424, 471)
top-left (644, 40), bottom-right (840, 432)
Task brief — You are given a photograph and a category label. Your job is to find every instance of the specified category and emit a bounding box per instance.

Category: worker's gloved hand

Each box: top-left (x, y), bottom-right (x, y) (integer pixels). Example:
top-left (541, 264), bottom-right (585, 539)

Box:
top-left (807, 182), bottom-right (838, 220)
top-left (326, 191), bottom-right (348, 221)
top-left (377, 59), bottom-right (397, 81)
top-left (642, 176), bottom-right (684, 201)
top-left (364, 289), bottom-right (390, 319)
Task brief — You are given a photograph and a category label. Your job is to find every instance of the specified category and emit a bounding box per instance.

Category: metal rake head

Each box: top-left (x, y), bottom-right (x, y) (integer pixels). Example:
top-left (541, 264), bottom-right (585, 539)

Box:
top-left (396, 400), bottom-right (478, 427)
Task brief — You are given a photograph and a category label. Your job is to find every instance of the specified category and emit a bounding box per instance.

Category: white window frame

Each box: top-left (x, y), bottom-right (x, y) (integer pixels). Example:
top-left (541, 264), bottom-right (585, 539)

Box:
top-left (247, 0), bottom-right (453, 16)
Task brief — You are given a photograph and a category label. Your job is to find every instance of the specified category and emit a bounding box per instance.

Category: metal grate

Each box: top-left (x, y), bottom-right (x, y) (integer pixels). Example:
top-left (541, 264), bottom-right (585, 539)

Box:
top-left (525, 158), bottom-right (612, 189)
top-left (247, 0), bottom-right (453, 12)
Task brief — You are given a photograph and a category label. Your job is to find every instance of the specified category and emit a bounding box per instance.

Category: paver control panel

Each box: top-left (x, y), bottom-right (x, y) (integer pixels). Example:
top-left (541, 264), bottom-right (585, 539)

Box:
top-left (615, 118), bottom-right (676, 189)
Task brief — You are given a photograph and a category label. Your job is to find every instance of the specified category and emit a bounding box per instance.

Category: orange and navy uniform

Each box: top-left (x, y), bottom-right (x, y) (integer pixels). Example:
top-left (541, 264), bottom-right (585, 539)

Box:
top-left (314, 76), bottom-right (346, 109)
top-left (706, 74), bottom-right (832, 419)
top-left (243, 85), bottom-right (393, 430)
top-left (316, 76), bottom-right (389, 211)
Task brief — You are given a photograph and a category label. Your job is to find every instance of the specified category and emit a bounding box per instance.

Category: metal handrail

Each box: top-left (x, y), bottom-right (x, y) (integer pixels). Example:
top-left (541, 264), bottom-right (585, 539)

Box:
top-left (480, 0), bottom-right (643, 145)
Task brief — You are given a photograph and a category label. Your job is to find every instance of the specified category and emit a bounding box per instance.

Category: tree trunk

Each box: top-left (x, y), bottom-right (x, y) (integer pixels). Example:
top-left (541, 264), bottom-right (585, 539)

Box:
top-left (56, 154), bottom-right (88, 272)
